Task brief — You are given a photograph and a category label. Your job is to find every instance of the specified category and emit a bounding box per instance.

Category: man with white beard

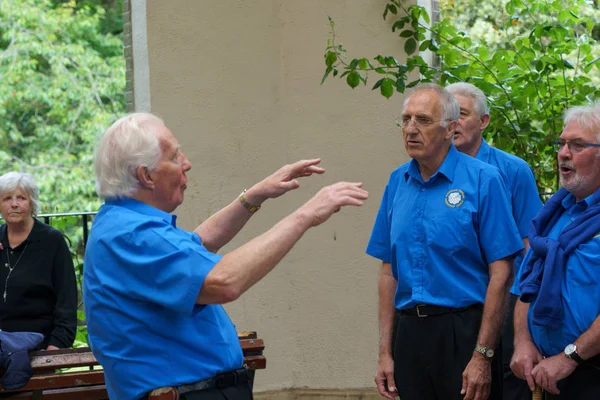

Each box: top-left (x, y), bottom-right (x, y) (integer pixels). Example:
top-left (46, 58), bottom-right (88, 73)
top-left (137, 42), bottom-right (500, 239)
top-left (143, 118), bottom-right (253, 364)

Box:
top-left (511, 102), bottom-right (600, 399)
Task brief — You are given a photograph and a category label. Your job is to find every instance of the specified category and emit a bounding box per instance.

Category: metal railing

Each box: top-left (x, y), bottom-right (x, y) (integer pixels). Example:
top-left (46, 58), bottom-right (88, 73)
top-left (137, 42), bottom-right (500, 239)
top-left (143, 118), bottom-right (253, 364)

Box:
top-left (37, 211), bottom-right (97, 248)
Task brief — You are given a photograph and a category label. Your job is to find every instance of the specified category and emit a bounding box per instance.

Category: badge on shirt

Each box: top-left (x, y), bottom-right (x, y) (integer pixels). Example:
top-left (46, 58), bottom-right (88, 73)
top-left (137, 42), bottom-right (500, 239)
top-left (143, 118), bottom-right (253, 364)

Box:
top-left (445, 189), bottom-right (465, 208)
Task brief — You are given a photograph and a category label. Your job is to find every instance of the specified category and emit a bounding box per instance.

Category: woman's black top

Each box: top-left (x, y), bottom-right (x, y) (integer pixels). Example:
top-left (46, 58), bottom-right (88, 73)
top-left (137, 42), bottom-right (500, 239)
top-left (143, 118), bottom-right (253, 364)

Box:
top-left (0, 219), bottom-right (77, 349)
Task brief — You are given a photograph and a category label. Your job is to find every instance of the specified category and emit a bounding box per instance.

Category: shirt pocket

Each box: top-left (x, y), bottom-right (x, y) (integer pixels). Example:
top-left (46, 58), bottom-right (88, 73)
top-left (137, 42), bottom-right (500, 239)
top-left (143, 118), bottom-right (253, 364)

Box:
top-left (427, 208), bottom-right (472, 252)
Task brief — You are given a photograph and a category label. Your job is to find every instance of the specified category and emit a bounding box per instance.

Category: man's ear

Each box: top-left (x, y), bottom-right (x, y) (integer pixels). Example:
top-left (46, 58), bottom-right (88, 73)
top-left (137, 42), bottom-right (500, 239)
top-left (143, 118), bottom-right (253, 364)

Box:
top-left (135, 166), bottom-right (154, 189)
top-left (480, 113), bottom-right (491, 131)
top-left (445, 120), bottom-right (458, 140)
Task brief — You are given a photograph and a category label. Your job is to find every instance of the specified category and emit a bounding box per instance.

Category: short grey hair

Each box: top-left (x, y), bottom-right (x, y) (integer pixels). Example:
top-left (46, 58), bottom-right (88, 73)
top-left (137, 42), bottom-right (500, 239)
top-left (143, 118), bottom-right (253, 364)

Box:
top-left (563, 102), bottom-right (600, 142)
top-left (95, 113), bottom-right (165, 199)
top-left (0, 172), bottom-right (41, 216)
top-left (446, 82), bottom-right (490, 117)
top-left (403, 83), bottom-right (460, 127)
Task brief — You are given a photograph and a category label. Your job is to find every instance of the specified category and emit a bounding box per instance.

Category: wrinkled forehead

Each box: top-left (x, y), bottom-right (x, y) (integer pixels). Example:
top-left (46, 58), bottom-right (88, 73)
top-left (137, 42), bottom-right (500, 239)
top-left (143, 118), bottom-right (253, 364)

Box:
top-left (402, 90), bottom-right (441, 117)
top-left (560, 120), bottom-right (600, 142)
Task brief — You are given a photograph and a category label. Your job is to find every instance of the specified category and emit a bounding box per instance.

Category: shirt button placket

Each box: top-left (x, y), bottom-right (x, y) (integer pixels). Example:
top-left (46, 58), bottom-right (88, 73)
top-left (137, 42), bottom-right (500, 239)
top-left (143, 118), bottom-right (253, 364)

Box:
top-left (413, 186), bottom-right (427, 298)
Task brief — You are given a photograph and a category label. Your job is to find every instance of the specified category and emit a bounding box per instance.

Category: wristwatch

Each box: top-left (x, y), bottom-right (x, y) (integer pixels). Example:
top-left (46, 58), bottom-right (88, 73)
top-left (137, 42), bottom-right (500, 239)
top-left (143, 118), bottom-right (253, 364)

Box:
top-left (564, 343), bottom-right (584, 365)
top-left (238, 189), bottom-right (261, 213)
top-left (474, 345), bottom-right (495, 360)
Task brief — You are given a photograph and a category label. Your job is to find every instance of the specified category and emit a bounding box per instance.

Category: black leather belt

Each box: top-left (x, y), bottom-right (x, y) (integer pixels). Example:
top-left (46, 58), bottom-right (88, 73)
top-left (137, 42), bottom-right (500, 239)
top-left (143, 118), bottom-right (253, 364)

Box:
top-left (177, 366), bottom-right (250, 394)
top-left (399, 303), bottom-right (482, 318)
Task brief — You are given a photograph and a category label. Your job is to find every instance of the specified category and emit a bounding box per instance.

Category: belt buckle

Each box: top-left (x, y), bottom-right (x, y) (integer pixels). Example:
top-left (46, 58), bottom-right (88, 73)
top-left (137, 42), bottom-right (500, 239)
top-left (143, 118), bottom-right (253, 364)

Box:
top-left (416, 304), bottom-right (428, 318)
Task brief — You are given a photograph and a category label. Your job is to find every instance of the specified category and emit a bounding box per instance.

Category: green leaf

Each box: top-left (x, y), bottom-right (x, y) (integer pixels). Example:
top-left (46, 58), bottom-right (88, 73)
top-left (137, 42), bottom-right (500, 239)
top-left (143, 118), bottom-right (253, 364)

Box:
top-left (421, 10), bottom-right (430, 24)
top-left (419, 40), bottom-right (431, 52)
top-left (396, 79), bottom-right (406, 93)
top-left (404, 38), bottom-right (417, 54)
top-left (320, 67), bottom-right (332, 85)
top-left (381, 78), bottom-right (394, 98)
top-left (347, 71), bottom-right (361, 88)
top-left (392, 20), bottom-right (405, 32)
top-left (358, 58), bottom-right (370, 70)
top-left (384, 56), bottom-right (399, 67)
top-left (325, 51), bottom-right (337, 67)
top-left (372, 78), bottom-right (384, 90)
top-left (400, 29), bottom-right (414, 38)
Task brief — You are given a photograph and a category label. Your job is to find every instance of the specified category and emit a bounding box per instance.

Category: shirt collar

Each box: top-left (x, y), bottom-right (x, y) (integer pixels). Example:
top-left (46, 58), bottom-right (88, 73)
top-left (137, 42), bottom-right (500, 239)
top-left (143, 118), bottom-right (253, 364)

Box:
top-left (105, 198), bottom-right (178, 227)
top-left (475, 138), bottom-right (490, 162)
top-left (560, 190), bottom-right (597, 211)
top-left (405, 144), bottom-right (459, 184)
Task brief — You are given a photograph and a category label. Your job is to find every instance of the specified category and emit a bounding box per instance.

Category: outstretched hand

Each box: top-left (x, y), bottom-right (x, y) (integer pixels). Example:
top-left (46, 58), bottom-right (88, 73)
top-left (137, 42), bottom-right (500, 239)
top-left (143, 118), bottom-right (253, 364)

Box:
top-left (246, 159), bottom-right (325, 204)
top-left (299, 181), bottom-right (368, 227)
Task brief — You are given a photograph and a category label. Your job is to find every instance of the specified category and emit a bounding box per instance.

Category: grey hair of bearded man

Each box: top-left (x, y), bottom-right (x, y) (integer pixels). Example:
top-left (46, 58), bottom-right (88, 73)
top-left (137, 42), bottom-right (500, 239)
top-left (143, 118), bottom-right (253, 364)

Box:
top-left (403, 83), bottom-right (460, 127)
top-left (0, 172), bottom-right (41, 217)
top-left (563, 102), bottom-right (600, 143)
top-left (446, 82), bottom-right (490, 117)
top-left (95, 113), bottom-right (165, 199)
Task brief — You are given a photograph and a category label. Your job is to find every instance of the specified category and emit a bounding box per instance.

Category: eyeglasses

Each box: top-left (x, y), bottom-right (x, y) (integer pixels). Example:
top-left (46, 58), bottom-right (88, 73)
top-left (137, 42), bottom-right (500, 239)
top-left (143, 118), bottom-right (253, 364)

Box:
top-left (395, 116), bottom-right (451, 129)
top-left (552, 139), bottom-right (600, 153)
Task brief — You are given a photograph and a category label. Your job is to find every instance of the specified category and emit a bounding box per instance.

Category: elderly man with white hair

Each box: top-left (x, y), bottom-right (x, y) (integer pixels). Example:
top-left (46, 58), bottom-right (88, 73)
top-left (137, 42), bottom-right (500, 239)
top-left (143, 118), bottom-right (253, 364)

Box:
top-left (511, 103), bottom-right (600, 399)
top-left (82, 113), bottom-right (368, 400)
top-left (368, 83), bottom-right (523, 400)
top-left (446, 82), bottom-right (542, 400)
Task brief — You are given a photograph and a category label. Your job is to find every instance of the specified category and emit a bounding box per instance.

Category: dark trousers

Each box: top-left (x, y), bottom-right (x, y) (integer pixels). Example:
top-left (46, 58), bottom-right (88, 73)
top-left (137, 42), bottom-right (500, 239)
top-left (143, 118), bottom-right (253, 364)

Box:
top-left (502, 294), bottom-right (531, 400)
top-left (392, 305), bottom-right (503, 400)
top-left (180, 381), bottom-right (253, 400)
top-left (544, 361), bottom-right (600, 400)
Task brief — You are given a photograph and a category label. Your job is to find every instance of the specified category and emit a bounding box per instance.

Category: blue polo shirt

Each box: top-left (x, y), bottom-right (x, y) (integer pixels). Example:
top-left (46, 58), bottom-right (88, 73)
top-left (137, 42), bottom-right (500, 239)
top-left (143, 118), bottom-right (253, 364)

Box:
top-left (83, 199), bottom-right (243, 400)
top-left (515, 193), bottom-right (600, 357)
top-left (367, 145), bottom-right (523, 310)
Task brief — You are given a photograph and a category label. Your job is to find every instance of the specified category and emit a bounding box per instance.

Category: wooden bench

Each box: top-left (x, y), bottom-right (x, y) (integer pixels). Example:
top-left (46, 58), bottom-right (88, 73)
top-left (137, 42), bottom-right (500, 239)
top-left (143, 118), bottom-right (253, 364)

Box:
top-left (0, 332), bottom-right (266, 399)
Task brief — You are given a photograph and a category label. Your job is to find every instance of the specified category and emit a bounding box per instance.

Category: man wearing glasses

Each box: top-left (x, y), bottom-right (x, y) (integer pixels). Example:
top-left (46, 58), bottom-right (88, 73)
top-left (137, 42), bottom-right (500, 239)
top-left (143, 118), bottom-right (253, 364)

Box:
top-left (446, 82), bottom-right (543, 400)
top-left (367, 83), bottom-right (523, 400)
top-left (511, 103), bottom-right (600, 399)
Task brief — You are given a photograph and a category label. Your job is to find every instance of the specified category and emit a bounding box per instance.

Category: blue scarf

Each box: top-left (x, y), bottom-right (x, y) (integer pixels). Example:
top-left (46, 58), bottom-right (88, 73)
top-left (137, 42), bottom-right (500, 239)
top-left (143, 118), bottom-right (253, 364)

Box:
top-left (520, 187), bottom-right (600, 329)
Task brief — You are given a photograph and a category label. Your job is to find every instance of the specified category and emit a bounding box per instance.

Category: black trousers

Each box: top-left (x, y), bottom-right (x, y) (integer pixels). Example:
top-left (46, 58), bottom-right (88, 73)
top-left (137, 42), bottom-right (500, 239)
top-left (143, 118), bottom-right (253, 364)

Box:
top-left (502, 294), bottom-right (531, 400)
top-left (544, 361), bottom-right (600, 400)
top-left (180, 381), bottom-right (253, 400)
top-left (393, 305), bottom-right (503, 400)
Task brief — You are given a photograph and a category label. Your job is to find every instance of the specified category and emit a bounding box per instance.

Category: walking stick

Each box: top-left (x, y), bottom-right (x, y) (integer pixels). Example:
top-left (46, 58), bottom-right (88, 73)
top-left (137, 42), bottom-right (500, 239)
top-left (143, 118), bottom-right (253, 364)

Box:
top-left (532, 385), bottom-right (543, 400)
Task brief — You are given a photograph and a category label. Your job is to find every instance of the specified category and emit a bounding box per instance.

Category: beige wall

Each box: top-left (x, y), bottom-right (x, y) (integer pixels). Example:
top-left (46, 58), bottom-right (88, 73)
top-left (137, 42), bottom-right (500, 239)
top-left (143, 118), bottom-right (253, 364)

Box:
top-left (133, 0), bottom-right (413, 394)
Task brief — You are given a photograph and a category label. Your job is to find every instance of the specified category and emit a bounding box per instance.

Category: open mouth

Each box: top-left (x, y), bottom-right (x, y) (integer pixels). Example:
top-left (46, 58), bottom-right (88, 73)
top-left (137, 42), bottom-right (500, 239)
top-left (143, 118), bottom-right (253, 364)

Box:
top-left (559, 164), bottom-right (574, 174)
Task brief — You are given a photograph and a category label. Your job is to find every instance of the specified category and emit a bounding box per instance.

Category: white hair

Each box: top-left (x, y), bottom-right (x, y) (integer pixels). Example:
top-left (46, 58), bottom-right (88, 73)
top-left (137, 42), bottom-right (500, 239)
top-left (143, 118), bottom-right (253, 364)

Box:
top-left (563, 102), bottom-right (600, 142)
top-left (446, 82), bottom-right (490, 117)
top-left (95, 113), bottom-right (165, 199)
top-left (0, 172), bottom-right (41, 216)
top-left (403, 83), bottom-right (460, 127)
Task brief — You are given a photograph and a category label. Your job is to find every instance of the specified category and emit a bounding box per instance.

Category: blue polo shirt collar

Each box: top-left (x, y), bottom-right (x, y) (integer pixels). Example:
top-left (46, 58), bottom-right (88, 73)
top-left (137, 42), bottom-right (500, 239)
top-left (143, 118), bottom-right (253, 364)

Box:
top-left (105, 198), bottom-right (177, 227)
top-left (405, 145), bottom-right (459, 184)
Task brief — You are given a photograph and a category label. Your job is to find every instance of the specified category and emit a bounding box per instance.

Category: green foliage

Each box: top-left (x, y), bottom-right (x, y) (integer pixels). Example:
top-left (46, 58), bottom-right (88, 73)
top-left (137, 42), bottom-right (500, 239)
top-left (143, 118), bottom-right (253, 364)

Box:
top-left (322, 0), bottom-right (600, 194)
top-left (0, 0), bottom-right (125, 214)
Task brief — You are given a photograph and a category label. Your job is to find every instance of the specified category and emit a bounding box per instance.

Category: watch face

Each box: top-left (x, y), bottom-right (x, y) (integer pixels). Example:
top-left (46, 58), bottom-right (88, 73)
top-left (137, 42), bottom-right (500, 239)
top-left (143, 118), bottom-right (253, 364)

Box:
top-left (565, 344), bottom-right (576, 355)
top-left (485, 349), bottom-right (494, 358)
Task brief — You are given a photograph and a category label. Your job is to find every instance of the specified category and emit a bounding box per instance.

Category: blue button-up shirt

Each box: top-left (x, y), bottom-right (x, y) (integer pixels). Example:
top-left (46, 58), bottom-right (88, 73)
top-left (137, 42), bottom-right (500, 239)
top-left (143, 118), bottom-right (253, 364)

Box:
top-left (367, 145), bottom-right (523, 310)
top-left (516, 193), bottom-right (600, 356)
top-left (476, 140), bottom-right (542, 239)
top-left (83, 199), bottom-right (243, 400)
top-left (476, 140), bottom-right (542, 275)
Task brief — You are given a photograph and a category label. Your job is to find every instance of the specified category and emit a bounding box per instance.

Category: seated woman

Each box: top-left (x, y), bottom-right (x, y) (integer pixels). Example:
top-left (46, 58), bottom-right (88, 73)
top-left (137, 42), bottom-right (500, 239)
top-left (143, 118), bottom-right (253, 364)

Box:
top-left (0, 172), bottom-right (77, 350)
